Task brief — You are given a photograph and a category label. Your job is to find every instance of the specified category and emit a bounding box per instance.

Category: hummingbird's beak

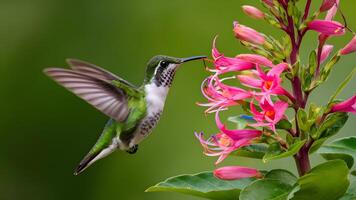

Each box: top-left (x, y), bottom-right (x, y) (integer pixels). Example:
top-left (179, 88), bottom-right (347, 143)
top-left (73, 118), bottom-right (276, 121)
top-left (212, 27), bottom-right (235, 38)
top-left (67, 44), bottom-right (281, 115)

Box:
top-left (180, 55), bottom-right (207, 63)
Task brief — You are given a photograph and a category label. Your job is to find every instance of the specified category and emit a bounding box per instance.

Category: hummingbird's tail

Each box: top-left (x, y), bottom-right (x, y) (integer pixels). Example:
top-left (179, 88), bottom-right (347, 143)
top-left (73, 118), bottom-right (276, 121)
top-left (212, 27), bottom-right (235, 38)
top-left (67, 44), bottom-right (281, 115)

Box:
top-left (74, 119), bottom-right (118, 175)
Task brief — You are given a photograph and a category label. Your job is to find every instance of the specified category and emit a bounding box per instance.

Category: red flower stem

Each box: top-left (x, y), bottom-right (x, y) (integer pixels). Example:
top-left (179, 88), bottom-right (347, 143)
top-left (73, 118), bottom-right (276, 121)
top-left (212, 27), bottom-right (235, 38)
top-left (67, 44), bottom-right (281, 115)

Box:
top-left (302, 0), bottom-right (312, 21)
top-left (283, 2), bottom-right (312, 176)
top-left (294, 144), bottom-right (311, 176)
top-left (315, 38), bottom-right (326, 77)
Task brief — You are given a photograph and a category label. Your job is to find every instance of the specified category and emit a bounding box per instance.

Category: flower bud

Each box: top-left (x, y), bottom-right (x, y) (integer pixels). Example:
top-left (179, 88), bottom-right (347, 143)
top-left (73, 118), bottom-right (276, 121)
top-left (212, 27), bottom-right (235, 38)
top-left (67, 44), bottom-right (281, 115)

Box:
top-left (325, 0), bottom-right (339, 20)
top-left (320, 44), bottom-right (334, 63)
top-left (236, 54), bottom-right (274, 67)
top-left (330, 94), bottom-right (356, 114)
top-left (262, 0), bottom-right (274, 7)
top-left (214, 166), bottom-right (261, 180)
top-left (320, 0), bottom-right (337, 12)
top-left (308, 20), bottom-right (345, 36)
top-left (233, 22), bottom-right (265, 45)
top-left (339, 36), bottom-right (356, 55)
top-left (242, 5), bottom-right (265, 19)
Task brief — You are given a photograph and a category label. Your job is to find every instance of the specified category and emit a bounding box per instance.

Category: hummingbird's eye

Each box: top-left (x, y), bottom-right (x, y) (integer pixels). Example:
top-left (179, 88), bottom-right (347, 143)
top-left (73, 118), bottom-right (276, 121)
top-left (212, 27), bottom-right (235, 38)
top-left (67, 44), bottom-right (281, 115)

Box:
top-left (160, 61), bottom-right (169, 68)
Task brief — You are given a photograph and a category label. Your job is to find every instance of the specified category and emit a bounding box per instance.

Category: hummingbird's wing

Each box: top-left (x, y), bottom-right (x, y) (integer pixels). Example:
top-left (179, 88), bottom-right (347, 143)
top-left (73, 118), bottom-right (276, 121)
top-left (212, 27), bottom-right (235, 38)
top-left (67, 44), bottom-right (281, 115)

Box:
top-left (66, 58), bottom-right (137, 89)
top-left (44, 68), bottom-right (130, 122)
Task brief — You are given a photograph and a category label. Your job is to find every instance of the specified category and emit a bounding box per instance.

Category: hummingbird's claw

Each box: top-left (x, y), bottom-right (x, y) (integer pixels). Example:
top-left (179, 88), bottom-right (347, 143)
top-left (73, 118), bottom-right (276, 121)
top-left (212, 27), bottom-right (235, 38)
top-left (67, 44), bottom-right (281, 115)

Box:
top-left (126, 144), bottom-right (138, 154)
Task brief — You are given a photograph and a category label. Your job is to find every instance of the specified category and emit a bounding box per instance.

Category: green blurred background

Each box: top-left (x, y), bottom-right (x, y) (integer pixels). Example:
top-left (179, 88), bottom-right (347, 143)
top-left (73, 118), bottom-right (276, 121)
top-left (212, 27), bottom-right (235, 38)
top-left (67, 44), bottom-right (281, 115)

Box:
top-left (0, 0), bottom-right (355, 199)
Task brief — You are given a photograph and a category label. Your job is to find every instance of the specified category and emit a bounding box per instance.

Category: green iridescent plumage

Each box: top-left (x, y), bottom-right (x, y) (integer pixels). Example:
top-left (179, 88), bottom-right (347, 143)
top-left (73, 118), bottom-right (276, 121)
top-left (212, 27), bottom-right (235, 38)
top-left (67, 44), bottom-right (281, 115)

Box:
top-left (44, 55), bottom-right (206, 175)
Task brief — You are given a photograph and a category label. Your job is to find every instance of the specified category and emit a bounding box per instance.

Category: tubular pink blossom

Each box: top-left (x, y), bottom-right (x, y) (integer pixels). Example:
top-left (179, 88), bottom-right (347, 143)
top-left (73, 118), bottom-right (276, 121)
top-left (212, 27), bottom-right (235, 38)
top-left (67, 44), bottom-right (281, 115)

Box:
top-left (237, 63), bottom-right (290, 104)
top-left (237, 74), bottom-right (262, 89)
top-left (233, 22), bottom-right (265, 45)
top-left (236, 54), bottom-right (274, 67)
top-left (320, 44), bottom-right (334, 63)
top-left (308, 20), bottom-right (345, 36)
top-left (242, 5), bottom-right (265, 19)
top-left (198, 76), bottom-right (251, 113)
top-left (212, 37), bottom-right (255, 73)
top-left (330, 94), bottom-right (356, 114)
top-left (325, 0), bottom-right (339, 20)
top-left (215, 111), bottom-right (262, 140)
top-left (250, 100), bottom-right (289, 132)
top-left (319, 0), bottom-right (340, 43)
top-left (320, 0), bottom-right (337, 12)
top-left (214, 166), bottom-right (261, 180)
top-left (195, 132), bottom-right (251, 164)
top-left (339, 36), bottom-right (356, 55)
top-left (268, 63), bottom-right (289, 76)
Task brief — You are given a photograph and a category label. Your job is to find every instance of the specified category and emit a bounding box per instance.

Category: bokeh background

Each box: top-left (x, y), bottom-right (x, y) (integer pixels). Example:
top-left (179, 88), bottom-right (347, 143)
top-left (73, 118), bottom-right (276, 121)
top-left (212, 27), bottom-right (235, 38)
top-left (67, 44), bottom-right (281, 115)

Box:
top-left (0, 0), bottom-right (355, 199)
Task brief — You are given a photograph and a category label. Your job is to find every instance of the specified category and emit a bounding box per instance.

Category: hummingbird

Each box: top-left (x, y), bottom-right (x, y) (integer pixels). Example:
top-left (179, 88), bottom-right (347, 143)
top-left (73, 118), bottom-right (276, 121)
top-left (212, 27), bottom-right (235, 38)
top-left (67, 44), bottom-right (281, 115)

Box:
top-left (44, 55), bottom-right (206, 175)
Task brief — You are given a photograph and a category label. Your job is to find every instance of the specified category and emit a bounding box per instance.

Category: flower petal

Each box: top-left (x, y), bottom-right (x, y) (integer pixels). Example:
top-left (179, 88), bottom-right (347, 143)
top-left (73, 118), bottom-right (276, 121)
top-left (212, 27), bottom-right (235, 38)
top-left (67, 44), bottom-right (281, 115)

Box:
top-left (237, 75), bottom-right (262, 88)
top-left (308, 20), bottom-right (345, 36)
top-left (320, 44), bottom-right (334, 63)
top-left (233, 22), bottom-right (265, 45)
top-left (236, 54), bottom-right (274, 67)
top-left (340, 36), bottom-right (356, 55)
top-left (267, 63), bottom-right (288, 76)
top-left (242, 5), bottom-right (265, 19)
top-left (330, 93), bottom-right (356, 114)
top-left (214, 166), bottom-right (261, 180)
top-left (273, 101), bottom-right (289, 122)
top-left (215, 111), bottom-right (262, 140)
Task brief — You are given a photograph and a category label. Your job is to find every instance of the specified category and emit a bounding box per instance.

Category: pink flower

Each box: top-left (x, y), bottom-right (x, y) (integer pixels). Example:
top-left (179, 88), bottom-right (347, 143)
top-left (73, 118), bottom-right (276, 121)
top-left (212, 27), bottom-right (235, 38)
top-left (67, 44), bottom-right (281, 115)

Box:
top-left (330, 93), bottom-right (356, 114)
top-left (237, 63), bottom-right (291, 104)
top-left (199, 76), bottom-right (251, 113)
top-left (320, 44), bottom-right (334, 63)
top-left (308, 20), bottom-right (345, 36)
top-left (325, 0), bottom-right (339, 20)
top-left (215, 111), bottom-right (262, 141)
top-left (214, 166), bottom-right (262, 180)
top-left (236, 54), bottom-right (274, 68)
top-left (250, 100), bottom-right (289, 132)
top-left (233, 22), bottom-right (265, 45)
top-left (319, 0), bottom-right (340, 44)
top-left (320, 0), bottom-right (337, 12)
top-left (242, 5), bottom-right (265, 19)
top-left (195, 111), bottom-right (262, 164)
top-left (212, 38), bottom-right (255, 74)
top-left (339, 36), bottom-right (356, 55)
top-left (195, 132), bottom-right (251, 164)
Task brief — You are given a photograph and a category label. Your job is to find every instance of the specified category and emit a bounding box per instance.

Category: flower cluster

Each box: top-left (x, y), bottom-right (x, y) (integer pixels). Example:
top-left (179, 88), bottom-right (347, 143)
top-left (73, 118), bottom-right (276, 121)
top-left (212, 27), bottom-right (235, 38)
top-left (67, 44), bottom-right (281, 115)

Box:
top-left (195, 0), bottom-right (356, 181)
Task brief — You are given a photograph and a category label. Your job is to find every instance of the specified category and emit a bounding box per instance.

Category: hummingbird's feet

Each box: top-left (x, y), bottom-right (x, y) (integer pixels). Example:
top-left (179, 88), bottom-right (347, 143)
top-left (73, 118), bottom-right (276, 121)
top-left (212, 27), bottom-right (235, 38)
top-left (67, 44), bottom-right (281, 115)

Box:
top-left (126, 144), bottom-right (138, 154)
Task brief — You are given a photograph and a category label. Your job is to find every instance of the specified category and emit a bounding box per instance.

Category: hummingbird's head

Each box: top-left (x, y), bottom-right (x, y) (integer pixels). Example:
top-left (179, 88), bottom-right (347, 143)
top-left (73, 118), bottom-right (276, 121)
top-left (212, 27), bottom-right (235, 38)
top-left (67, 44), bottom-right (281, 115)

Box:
top-left (144, 55), bottom-right (206, 86)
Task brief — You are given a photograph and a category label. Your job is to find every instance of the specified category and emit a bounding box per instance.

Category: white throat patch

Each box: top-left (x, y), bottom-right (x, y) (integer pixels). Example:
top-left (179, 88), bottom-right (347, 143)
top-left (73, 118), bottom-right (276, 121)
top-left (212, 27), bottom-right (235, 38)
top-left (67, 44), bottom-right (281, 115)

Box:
top-left (144, 83), bottom-right (169, 115)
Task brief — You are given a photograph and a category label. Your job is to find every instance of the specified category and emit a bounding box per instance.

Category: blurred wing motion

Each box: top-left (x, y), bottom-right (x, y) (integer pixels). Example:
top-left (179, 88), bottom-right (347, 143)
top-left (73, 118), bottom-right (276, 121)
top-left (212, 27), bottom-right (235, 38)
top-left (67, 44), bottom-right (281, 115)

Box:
top-left (66, 58), bottom-right (137, 88)
top-left (44, 60), bottom-right (137, 122)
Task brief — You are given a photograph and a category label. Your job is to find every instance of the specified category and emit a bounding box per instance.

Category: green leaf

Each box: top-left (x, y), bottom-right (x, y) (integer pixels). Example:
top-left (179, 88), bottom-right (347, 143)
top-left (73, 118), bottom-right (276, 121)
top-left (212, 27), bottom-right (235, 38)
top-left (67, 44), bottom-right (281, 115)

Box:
top-left (296, 109), bottom-right (309, 132)
top-left (146, 172), bottom-right (255, 200)
top-left (263, 140), bottom-right (306, 162)
top-left (329, 68), bottom-right (356, 103)
top-left (265, 169), bottom-right (298, 186)
top-left (228, 115), bottom-right (255, 129)
top-left (276, 119), bottom-right (292, 130)
top-left (308, 50), bottom-right (317, 75)
top-left (340, 179), bottom-right (356, 200)
top-left (320, 54), bottom-right (341, 81)
top-left (288, 160), bottom-right (350, 200)
top-left (318, 112), bottom-right (349, 139)
top-left (309, 137), bottom-right (327, 154)
top-left (231, 144), bottom-right (268, 159)
top-left (318, 137), bottom-right (356, 169)
top-left (240, 179), bottom-right (292, 200)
